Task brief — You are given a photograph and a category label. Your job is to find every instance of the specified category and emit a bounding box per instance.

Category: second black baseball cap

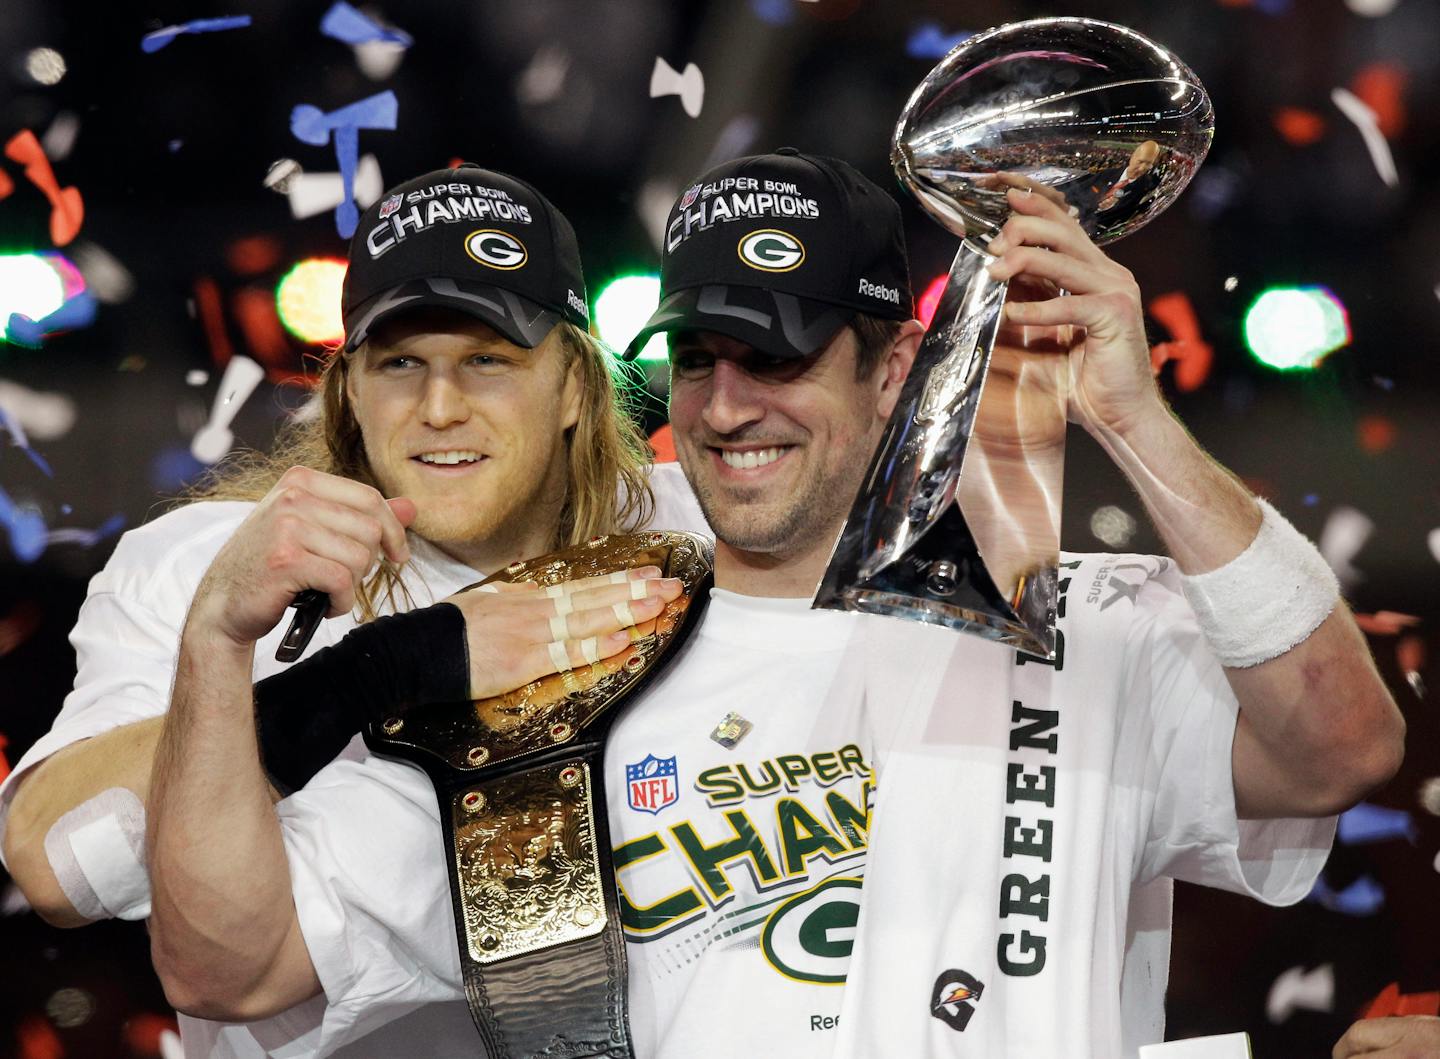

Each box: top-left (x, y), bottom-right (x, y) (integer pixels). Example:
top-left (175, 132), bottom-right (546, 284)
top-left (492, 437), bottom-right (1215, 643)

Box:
top-left (623, 148), bottom-right (913, 361)
top-left (341, 163), bottom-right (589, 352)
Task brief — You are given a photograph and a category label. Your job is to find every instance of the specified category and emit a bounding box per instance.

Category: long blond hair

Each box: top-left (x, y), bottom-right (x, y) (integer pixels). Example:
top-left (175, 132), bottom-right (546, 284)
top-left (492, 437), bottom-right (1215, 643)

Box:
top-left (185, 322), bottom-right (655, 621)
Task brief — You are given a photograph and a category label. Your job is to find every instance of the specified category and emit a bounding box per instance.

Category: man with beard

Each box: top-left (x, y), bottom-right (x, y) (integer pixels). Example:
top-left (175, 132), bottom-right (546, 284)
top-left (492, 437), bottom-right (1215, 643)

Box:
top-left (0, 164), bottom-right (708, 1055)
top-left (134, 151), bottom-right (1401, 1057)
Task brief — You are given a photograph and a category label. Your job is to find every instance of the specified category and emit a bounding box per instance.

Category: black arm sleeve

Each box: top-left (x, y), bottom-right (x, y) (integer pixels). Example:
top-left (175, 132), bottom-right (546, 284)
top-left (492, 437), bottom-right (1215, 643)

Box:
top-left (253, 601), bottom-right (470, 795)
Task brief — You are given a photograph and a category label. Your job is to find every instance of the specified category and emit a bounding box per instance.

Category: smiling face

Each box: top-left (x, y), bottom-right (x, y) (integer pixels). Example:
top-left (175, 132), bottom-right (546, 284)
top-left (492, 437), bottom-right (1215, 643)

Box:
top-left (667, 326), bottom-right (911, 586)
top-left (345, 308), bottom-right (580, 569)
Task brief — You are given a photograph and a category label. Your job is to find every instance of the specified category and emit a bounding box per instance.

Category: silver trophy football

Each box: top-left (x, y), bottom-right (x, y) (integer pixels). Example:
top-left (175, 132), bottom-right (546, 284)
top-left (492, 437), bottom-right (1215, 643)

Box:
top-left (813, 17), bottom-right (1214, 657)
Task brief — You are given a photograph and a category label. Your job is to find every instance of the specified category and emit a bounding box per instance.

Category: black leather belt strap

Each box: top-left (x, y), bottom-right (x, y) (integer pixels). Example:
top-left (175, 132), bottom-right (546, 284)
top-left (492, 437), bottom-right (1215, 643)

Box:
top-left (365, 532), bottom-right (713, 1059)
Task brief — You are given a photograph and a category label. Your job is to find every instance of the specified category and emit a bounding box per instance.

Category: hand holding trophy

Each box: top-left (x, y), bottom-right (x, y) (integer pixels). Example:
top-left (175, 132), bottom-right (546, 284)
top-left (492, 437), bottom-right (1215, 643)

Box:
top-left (814, 17), bottom-right (1214, 657)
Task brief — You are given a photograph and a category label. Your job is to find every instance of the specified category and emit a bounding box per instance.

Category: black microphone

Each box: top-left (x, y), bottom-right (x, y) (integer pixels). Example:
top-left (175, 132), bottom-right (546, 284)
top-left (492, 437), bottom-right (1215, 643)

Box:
top-left (276, 590), bottom-right (329, 662)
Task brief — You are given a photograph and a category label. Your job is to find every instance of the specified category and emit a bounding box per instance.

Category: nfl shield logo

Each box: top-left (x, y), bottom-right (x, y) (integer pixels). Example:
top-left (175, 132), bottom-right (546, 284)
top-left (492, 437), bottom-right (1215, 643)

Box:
top-left (378, 193), bottom-right (404, 219)
top-left (626, 754), bottom-right (679, 815)
top-left (679, 184), bottom-right (701, 210)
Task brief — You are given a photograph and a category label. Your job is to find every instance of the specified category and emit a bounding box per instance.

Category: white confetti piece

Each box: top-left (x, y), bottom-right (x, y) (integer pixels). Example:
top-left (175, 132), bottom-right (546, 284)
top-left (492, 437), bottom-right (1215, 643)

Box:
top-left (287, 153), bottom-right (383, 220)
top-left (1427, 527), bottom-right (1440, 564)
top-left (1331, 86), bottom-right (1399, 188)
top-left (1319, 505), bottom-right (1373, 590)
top-left (191, 356), bottom-right (265, 464)
top-left (0, 379), bottom-right (76, 441)
top-left (1265, 963), bottom-right (1334, 1024)
top-left (650, 57), bottom-right (704, 119)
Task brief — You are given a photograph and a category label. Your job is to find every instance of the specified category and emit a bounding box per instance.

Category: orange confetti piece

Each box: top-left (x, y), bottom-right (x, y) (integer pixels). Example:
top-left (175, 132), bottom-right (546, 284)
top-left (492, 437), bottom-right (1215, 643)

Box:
top-left (1357, 414), bottom-right (1397, 454)
top-left (1350, 62), bottom-right (1408, 139)
top-left (1272, 107), bottom-right (1327, 147)
top-left (1148, 292), bottom-right (1214, 392)
top-left (4, 129), bottom-right (83, 246)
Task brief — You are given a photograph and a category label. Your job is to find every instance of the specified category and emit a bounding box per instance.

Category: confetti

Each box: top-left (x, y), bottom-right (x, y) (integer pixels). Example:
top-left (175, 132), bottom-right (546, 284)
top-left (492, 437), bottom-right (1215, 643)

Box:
top-left (0, 380), bottom-right (76, 442)
top-left (0, 484), bottom-right (49, 562)
top-left (141, 16), bottom-right (252, 54)
top-left (1272, 107), bottom-right (1326, 147)
top-left (6, 291), bottom-right (97, 348)
top-left (4, 129), bottom-right (83, 246)
top-left (1417, 778), bottom-right (1440, 817)
top-left (185, 370), bottom-right (210, 387)
top-left (264, 157), bottom-right (303, 194)
top-left (1427, 528), bottom-right (1440, 565)
top-left (1223, 276), bottom-right (1238, 292)
top-left (287, 153), bottom-right (383, 221)
top-left (1318, 505), bottom-right (1373, 589)
top-left (906, 22), bottom-right (973, 60)
top-left (650, 57), bottom-right (704, 119)
top-left (24, 47), bottom-right (66, 85)
top-left (1307, 874), bottom-right (1384, 916)
top-left (1336, 801), bottom-right (1417, 845)
top-left (1357, 415), bottom-right (1397, 454)
top-left (1398, 634), bottom-right (1425, 698)
top-left (1362, 982), bottom-right (1440, 1018)
top-left (190, 355), bottom-right (265, 464)
top-left (1345, 0), bottom-right (1400, 15)
top-left (1353, 610), bottom-right (1420, 635)
top-left (1148, 292), bottom-right (1214, 392)
top-left (1331, 86), bottom-right (1399, 188)
top-left (320, 2), bottom-right (412, 47)
top-left (40, 111), bottom-right (80, 162)
top-left (1265, 963), bottom-right (1334, 1024)
top-left (1089, 505), bottom-right (1138, 548)
top-left (1350, 62), bottom-right (1408, 138)
top-left (290, 91), bottom-right (398, 237)
top-left (517, 45), bottom-right (572, 107)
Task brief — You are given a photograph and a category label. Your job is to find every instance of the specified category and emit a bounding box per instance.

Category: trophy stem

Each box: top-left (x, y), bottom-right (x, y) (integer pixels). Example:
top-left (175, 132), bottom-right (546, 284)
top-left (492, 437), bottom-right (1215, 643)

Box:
top-left (813, 241), bottom-right (1064, 659)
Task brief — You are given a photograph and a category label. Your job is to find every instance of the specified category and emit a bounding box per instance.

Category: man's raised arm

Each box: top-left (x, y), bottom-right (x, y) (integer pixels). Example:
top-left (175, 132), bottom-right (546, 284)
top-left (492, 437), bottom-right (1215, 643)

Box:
top-left (989, 185), bottom-right (1405, 819)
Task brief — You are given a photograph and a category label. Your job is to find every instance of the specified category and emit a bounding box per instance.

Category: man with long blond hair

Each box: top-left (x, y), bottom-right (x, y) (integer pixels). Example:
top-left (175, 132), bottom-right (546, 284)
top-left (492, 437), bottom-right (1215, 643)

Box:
top-left (0, 165), bottom-right (708, 1055)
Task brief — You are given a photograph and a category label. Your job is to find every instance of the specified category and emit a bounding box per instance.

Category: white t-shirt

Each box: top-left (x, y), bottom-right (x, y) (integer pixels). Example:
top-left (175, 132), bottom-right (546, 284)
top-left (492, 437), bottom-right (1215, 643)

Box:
top-left (0, 462), bottom-right (710, 1058)
top-left (271, 555), bottom-right (1334, 1058)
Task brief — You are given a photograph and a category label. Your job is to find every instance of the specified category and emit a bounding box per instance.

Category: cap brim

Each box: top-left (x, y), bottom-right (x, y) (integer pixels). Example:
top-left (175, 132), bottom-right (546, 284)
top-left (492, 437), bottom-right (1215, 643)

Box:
top-left (343, 277), bottom-right (563, 352)
top-left (622, 285), bottom-right (851, 362)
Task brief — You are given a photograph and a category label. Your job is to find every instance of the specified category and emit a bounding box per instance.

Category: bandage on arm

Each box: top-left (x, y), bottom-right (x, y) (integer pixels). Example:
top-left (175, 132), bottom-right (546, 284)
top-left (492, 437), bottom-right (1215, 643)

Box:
top-left (255, 602), bottom-right (469, 794)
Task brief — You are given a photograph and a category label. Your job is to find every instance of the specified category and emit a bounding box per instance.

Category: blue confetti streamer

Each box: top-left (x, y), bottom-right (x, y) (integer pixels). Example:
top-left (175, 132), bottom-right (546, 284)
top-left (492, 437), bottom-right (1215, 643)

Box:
top-left (6, 291), bottom-right (98, 349)
top-left (1307, 874), bottom-right (1385, 916)
top-left (0, 484), bottom-right (48, 563)
top-left (1336, 801), bottom-right (1418, 846)
top-left (141, 16), bottom-right (252, 54)
top-left (320, 2), bottom-right (413, 47)
top-left (290, 91), bottom-right (398, 238)
top-left (906, 22), bottom-right (973, 60)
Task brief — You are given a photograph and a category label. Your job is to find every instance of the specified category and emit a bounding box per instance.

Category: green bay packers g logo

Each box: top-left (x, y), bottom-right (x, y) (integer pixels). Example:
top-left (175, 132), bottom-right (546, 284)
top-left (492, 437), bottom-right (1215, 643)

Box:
top-left (738, 229), bottom-right (805, 272)
top-left (466, 229), bottom-right (528, 270)
top-left (761, 876), bottom-right (861, 984)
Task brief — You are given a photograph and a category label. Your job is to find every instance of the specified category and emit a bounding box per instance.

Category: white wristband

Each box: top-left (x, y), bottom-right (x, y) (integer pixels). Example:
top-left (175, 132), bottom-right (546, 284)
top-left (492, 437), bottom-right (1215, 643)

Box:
top-left (1180, 499), bottom-right (1340, 668)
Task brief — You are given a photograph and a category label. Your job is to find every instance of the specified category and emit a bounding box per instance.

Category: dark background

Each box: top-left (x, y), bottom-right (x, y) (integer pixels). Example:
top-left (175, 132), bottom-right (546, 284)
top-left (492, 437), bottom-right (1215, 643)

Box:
top-left (1, 1), bottom-right (1438, 1056)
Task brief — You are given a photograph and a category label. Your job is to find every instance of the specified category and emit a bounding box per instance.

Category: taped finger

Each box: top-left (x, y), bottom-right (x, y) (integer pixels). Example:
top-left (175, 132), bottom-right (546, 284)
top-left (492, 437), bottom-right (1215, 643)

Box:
top-left (613, 601), bottom-right (637, 626)
top-left (549, 612), bottom-right (572, 640)
top-left (547, 639), bottom-right (572, 673)
top-left (630, 579), bottom-right (650, 601)
top-left (553, 592), bottom-right (575, 617)
top-left (579, 637), bottom-right (600, 665)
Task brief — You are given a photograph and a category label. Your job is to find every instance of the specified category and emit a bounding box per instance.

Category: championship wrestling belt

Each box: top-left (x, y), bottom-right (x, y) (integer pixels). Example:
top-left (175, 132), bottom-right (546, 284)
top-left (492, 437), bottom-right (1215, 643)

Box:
top-left (364, 531), bottom-right (714, 1059)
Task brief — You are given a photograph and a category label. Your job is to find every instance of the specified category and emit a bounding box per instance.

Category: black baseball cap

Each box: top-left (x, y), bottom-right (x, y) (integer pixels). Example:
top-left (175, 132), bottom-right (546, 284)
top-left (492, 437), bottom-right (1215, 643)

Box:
top-left (341, 163), bottom-right (589, 352)
top-left (623, 147), bottom-right (913, 361)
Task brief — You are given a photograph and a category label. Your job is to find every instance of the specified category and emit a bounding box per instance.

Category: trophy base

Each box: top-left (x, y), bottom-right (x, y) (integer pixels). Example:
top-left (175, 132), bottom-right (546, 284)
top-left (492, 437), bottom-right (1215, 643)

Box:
top-left (814, 500), bottom-right (1058, 659)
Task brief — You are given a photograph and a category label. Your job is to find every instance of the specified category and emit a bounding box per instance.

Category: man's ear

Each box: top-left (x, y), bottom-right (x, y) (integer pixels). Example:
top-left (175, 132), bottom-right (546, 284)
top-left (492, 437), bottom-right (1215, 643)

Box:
top-left (875, 319), bottom-right (924, 421)
top-left (559, 349), bottom-right (583, 432)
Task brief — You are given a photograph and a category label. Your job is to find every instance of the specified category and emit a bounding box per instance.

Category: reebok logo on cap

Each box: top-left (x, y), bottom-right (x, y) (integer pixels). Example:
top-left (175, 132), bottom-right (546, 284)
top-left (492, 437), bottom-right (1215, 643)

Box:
top-left (858, 277), bottom-right (901, 305)
top-left (466, 229), bottom-right (528, 270)
top-left (738, 229), bottom-right (805, 272)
